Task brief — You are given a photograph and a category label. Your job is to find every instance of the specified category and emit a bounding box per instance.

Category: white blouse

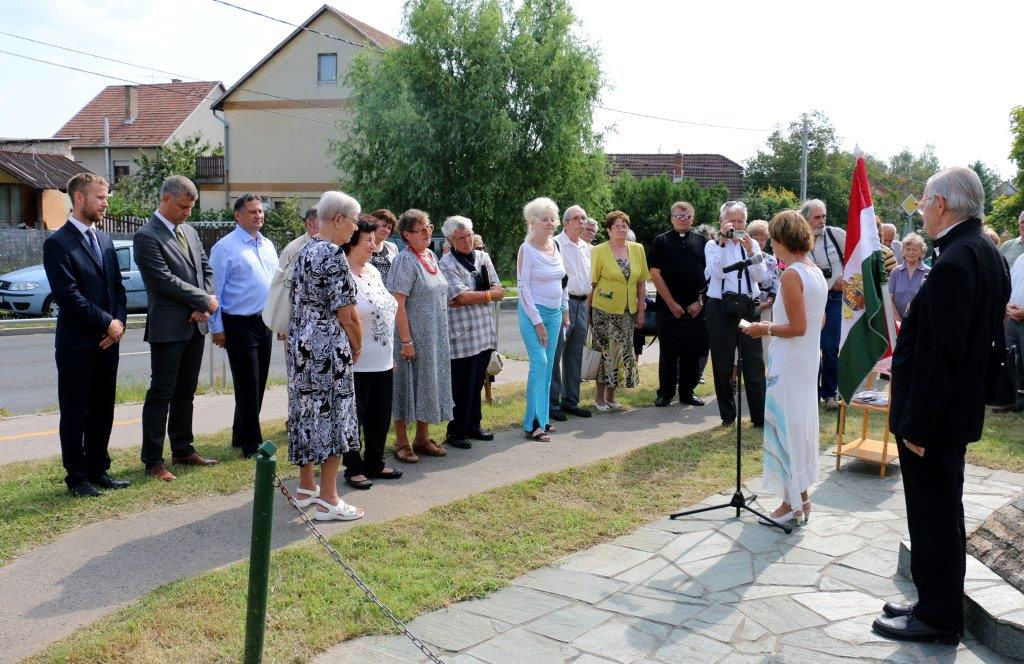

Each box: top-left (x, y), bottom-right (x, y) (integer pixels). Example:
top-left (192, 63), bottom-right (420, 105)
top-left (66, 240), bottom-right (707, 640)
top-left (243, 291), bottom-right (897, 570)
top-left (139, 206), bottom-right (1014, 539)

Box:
top-left (517, 241), bottom-right (568, 325)
top-left (352, 263), bottom-right (398, 372)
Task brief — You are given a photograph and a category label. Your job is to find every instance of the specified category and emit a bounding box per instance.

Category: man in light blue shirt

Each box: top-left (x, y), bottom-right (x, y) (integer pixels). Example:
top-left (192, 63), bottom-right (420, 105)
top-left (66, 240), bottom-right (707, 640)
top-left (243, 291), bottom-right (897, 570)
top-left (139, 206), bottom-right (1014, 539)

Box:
top-left (209, 194), bottom-right (279, 457)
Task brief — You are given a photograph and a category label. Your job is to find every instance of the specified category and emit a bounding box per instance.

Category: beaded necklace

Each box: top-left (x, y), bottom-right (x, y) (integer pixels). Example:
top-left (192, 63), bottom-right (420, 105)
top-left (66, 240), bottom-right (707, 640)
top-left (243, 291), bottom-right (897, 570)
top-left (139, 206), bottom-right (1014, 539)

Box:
top-left (410, 246), bottom-right (438, 275)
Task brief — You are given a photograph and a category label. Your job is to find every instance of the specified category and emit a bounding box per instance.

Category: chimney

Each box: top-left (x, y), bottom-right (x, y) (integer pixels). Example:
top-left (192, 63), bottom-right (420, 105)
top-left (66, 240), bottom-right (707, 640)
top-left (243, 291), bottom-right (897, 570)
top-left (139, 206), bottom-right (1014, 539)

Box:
top-left (123, 85), bottom-right (138, 125)
top-left (673, 151), bottom-right (684, 181)
top-left (171, 78), bottom-right (182, 83)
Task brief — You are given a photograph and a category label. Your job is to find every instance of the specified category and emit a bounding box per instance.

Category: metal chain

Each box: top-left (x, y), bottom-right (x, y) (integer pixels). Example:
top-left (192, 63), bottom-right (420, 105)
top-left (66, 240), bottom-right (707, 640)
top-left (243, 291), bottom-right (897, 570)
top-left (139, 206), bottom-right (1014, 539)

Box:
top-left (272, 475), bottom-right (445, 664)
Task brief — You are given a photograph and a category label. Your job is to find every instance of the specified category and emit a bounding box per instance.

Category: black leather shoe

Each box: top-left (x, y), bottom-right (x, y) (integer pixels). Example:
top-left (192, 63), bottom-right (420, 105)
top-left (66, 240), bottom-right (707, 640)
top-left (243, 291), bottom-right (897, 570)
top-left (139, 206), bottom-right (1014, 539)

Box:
top-left (882, 601), bottom-right (916, 618)
top-left (367, 467), bottom-right (403, 480)
top-left (445, 437), bottom-right (472, 449)
top-left (679, 394), bottom-right (705, 407)
top-left (467, 430), bottom-right (495, 441)
top-left (68, 482), bottom-right (103, 497)
top-left (562, 405), bottom-right (591, 418)
top-left (871, 614), bottom-right (959, 645)
top-left (654, 396), bottom-right (671, 407)
top-left (549, 410), bottom-right (567, 422)
top-left (345, 476), bottom-right (373, 490)
top-left (720, 419), bottom-right (736, 427)
top-left (90, 474), bottom-right (131, 490)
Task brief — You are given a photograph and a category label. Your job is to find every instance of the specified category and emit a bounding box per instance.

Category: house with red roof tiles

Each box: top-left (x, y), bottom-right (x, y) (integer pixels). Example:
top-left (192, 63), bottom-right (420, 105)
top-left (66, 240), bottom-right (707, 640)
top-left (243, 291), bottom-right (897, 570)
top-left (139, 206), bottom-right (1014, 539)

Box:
top-left (198, 5), bottom-right (400, 213)
top-left (53, 80), bottom-right (225, 186)
top-left (607, 152), bottom-right (745, 199)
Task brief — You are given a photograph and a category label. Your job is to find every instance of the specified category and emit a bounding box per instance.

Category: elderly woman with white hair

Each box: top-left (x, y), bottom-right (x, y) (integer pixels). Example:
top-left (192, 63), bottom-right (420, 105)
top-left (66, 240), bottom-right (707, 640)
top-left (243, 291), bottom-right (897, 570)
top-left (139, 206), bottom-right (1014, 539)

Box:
top-left (438, 215), bottom-right (504, 449)
top-left (286, 190), bottom-right (364, 522)
top-left (517, 197), bottom-right (569, 441)
top-left (888, 233), bottom-right (930, 322)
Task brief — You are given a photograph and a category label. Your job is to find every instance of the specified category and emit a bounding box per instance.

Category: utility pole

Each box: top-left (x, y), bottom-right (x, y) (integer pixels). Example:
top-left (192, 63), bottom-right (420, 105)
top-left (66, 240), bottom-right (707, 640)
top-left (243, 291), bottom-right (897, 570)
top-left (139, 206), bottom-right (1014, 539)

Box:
top-left (799, 117), bottom-right (809, 202)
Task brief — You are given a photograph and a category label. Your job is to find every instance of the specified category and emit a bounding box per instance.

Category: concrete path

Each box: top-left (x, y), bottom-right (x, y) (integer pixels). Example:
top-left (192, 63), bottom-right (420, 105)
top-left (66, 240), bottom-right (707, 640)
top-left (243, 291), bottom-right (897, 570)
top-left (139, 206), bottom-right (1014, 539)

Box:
top-left (317, 457), bottom-right (1024, 664)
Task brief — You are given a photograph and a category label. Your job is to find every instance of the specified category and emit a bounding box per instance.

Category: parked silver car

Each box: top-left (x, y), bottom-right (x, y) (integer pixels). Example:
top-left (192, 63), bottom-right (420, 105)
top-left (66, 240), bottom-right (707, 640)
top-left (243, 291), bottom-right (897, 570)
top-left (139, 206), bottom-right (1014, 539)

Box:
top-left (0, 240), bottom-right (147, 317)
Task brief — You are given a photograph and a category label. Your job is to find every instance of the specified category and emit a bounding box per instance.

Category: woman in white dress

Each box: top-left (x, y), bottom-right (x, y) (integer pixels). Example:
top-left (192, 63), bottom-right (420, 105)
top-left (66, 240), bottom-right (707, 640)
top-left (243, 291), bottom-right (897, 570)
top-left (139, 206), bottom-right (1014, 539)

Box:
top-left (742, 210), bottom-right (828, 526)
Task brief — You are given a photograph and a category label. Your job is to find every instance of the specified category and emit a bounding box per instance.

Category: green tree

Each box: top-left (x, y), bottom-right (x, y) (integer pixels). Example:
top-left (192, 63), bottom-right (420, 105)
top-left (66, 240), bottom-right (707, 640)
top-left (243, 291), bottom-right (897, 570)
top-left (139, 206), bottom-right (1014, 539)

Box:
top-left (263, 197), bottom-right (304, 246)
top-left (608, 171), bottom-right (728, 246)
top-left (987, 106), bottom-right (1024, 236)
top-left (333, 0), bottom-right (607, 271)
top-left (870, 146), bottom-right (940, 234)
top-left (117, 134), bottom-right (223, 214)
top-left (745, 111), bottom-right (856, 228)
top-left (970, 160), bottom-right (1001, 216)
top-left (742, 185), bottom-right (800, 222)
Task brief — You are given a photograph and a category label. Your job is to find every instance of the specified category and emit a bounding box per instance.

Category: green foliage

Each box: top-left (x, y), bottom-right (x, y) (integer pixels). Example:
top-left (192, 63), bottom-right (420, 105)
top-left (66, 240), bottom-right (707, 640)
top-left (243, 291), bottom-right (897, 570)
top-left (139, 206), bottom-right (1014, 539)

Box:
top-left (116, 134), bottom-right (222, 213)
top-left (970, 160), bottom-right (1001, 215)
top-left (263, 197), bottom-right (304, 246)
top-left (608, 171), bottom-right (729, 245)
top-left (986, 106), bottom-right (1024, 235)
top-left (332, 0), bottom-right (608, 273)
top-left (742, 185), bottom-right (800, 222)
top-left (104, 192), bottom-right (149, 218)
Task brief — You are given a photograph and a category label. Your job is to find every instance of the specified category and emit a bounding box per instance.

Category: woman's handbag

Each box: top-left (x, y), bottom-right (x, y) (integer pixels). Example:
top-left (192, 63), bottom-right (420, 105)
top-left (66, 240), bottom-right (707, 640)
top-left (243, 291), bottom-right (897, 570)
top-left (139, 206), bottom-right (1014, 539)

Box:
top-left (486, 350), bottom-right (505, 377)
top-left (581, 334), bottom-right (601, 382)
top-left (261, 265), bottom-right (293, 334)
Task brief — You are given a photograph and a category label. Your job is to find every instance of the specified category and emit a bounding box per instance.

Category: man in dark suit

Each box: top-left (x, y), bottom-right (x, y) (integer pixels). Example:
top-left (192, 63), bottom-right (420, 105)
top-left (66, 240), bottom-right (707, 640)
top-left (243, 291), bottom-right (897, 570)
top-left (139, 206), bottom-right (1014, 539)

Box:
top-left (43, 173), bottom-right (129, 497)
top-left (134, 175), bottom-right (219, 481)
top-left (873, 167), bottom-right (1010, 645)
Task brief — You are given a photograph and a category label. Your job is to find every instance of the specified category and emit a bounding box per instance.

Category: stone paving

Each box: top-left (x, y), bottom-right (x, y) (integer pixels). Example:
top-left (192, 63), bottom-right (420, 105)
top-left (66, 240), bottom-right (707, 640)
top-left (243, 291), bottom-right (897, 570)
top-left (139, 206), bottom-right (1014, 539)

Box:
top-left (315, 452), bottom-right (1024, 664)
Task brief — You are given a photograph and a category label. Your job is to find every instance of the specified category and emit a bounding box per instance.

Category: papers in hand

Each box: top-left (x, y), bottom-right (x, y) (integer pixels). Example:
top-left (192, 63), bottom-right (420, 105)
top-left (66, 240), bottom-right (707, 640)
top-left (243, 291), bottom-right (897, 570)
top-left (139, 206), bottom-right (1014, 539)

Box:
top-left (852, 390), bottom-right (889, 406)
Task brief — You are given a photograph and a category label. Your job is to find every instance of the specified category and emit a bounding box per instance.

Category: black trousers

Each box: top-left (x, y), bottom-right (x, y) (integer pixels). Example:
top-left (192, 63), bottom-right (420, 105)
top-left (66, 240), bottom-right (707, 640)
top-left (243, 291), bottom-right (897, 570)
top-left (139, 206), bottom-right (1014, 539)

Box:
top-left (348, 370), bottom-right (393, 477)
top-left (656, 311), bottom-right (708, 401)
top-left (56, 345), bottom-right (118, 488)
top-left (141, 330), bottom-right (204, 468)
top-left (705, 298), bottom-right (765, 425)
top-left (222, 313), bottom-right (273, 454)
top-left (898, 439), bottom-right (967, 634)
top-left (447, 349), bottom-right (490, 440)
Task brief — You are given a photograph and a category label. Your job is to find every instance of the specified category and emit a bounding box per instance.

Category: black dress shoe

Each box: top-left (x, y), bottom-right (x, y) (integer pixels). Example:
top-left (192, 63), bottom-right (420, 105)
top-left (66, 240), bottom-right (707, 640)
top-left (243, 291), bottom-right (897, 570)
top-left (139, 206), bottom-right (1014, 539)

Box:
top-left (367, 467), bottom-right (404, 480)
top-left (562, 405), bottom-right (591, 418)
top-left (90, 474), bottom-right (131, 490)
top-left (68, 482), bottom-right (103, 497)
top-left (871, 614), bottom-right (958, 645)
top-left (467, 430), bottom-right (495, 441)
top-left (679, 394), bottom-right (705, 407)
top-left (720, 419), bottom-right (736, 427)
top-left (654, 396), bottom-right (671, 407)
top-left (549, 409), bottom-right (567, 422)
top-left (345, 476), bottom-right (373, 490)
top-left (445, 437), bottom-right (472, 449)
top-left (882, 601), bottom-right (916, 618)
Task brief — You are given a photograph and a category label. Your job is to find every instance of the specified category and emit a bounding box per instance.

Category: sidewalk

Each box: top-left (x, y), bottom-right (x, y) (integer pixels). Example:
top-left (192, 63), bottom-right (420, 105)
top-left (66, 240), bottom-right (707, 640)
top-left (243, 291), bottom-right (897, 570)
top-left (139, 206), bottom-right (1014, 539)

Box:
top-left (316, 456), bottom-right (1024, 664)
top-left (0, 347), bottom-right (685, 664)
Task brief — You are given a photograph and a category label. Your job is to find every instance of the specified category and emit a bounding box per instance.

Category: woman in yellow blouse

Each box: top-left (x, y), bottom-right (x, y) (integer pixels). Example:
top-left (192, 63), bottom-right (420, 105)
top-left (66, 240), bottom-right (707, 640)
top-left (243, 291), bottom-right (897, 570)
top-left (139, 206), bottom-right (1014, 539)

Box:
top-left (588, 211), bottom-right (650, 411)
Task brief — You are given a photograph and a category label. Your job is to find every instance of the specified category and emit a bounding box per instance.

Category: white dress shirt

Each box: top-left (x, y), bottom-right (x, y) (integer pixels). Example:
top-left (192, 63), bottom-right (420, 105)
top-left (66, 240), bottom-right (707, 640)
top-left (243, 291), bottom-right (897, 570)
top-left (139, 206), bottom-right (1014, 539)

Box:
top-left (67, 215), bottom-right (95, 236)
top-left (208, 226), bottom-right (279, 334)
top-left (1009, 254), bottom-right (1024, 309)
top-left (554, 231), bottom-right (592, 297)
top-left (704, 239), bottom-right (768, 299)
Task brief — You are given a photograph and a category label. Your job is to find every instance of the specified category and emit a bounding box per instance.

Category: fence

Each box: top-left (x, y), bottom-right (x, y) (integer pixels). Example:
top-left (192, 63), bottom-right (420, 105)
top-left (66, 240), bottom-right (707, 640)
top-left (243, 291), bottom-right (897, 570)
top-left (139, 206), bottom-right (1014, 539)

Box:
top-left (100, 214), bottom-right (146, 237)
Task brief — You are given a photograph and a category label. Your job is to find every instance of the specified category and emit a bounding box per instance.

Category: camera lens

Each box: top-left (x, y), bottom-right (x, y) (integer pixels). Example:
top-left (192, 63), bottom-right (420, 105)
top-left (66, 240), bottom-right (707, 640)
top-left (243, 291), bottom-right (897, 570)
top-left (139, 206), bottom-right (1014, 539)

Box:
top-left (726, 229), bottom-right (735, 238)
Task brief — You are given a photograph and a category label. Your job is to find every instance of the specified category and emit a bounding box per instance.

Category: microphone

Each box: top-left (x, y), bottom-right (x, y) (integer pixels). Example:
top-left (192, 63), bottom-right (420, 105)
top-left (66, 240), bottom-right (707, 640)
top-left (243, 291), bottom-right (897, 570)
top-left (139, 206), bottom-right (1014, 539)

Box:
top-left (723, 253), bottom-right (765, 274)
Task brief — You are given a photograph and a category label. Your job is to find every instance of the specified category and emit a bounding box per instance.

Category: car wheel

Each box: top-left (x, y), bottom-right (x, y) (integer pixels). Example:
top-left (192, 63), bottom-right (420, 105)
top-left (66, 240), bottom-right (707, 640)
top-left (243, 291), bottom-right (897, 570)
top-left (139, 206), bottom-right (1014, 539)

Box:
top-left (42, 296), bottom-right (59, 318)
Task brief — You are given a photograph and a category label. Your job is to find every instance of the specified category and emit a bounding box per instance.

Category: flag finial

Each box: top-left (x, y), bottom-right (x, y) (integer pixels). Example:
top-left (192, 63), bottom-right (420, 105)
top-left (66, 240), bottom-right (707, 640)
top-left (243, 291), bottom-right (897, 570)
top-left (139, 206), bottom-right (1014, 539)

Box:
top-left (853, 144), bottom-right (864, 158)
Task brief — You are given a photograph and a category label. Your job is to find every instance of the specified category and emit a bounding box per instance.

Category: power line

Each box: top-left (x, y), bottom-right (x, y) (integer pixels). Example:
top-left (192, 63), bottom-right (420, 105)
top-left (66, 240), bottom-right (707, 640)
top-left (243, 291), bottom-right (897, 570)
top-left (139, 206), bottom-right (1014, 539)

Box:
top-left (596, 105), bottom-right (771, 133)
top-left (210, 0), bottom-right (386, 54)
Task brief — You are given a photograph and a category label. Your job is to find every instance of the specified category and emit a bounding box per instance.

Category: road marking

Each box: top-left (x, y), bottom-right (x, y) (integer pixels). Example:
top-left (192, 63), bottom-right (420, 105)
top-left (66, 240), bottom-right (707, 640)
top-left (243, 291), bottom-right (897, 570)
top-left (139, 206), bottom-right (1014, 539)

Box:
top-left (120, 351), bottom-right (150, 356)
top-left (0, 417), bottom-right (141, 443)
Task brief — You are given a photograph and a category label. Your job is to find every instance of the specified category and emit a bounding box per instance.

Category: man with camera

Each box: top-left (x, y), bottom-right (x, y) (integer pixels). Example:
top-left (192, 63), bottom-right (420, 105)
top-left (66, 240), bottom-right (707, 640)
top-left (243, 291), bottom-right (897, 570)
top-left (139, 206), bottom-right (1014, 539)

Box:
top-left (802, 199), bottom-right (846, 410)
top-left (704, 201), bottom-right (769, 427)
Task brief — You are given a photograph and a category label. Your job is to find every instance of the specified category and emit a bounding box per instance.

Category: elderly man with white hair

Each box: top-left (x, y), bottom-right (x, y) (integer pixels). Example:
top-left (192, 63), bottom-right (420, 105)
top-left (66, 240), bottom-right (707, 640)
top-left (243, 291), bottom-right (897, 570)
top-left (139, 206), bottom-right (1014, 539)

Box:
top-left (704, 201), bottom-right (769, 427)
top-left (872, 167), bottom-right (1009, 644)
top-left (438, 215), bottom-right (504, 449)
top-left (801, 198), bottom-right (846, 410)
top-left (879, 222), bottom-right (902, 263)
top-left (548, 205), bottom-right (594, 420)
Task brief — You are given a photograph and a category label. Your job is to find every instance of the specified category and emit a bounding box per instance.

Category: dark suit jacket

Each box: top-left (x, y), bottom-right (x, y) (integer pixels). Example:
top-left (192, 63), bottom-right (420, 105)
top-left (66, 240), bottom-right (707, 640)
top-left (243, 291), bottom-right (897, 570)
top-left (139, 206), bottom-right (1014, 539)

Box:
top-left (890, 218), bottom-right (1010, 447)
top-left (43, 222), bottom-right (127, 350)
top-left (133, 216), bottom-right (214, 343)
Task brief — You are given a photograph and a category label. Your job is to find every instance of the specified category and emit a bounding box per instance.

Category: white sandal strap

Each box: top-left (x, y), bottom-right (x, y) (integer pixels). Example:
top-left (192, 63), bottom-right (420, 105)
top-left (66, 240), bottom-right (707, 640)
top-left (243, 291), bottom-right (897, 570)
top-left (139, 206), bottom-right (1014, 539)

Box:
top-left (296, 484), bottom-right (320, 498)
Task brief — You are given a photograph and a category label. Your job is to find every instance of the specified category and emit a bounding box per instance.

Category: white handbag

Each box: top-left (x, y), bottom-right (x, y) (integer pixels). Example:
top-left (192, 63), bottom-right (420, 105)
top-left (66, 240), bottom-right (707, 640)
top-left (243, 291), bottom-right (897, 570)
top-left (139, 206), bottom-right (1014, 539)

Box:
top-left (580, 334), bottom-right (601, 382)
top-left (486, 350), bottom-right (505, 377)
top-left (261, 265), bottom-right (293, 334)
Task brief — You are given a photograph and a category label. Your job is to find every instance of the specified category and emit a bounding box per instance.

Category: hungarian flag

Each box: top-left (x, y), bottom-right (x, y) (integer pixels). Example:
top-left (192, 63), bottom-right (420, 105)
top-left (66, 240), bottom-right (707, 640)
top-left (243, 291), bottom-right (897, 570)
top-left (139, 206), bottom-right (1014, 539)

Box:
top-left (837, 157), bottom-right (889, 402)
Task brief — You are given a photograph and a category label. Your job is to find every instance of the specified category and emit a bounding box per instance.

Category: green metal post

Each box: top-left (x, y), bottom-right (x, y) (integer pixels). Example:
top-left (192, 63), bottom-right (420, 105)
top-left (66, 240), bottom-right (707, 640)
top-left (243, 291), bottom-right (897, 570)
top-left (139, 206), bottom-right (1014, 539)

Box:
top-left (243, 440), bottom-right (278, 664)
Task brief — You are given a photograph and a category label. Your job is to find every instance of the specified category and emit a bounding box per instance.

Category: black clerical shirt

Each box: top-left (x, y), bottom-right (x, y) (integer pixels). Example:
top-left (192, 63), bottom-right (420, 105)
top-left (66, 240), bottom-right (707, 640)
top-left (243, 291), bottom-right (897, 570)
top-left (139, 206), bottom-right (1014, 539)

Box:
top-left (648, 229), bottom-right (708, 309)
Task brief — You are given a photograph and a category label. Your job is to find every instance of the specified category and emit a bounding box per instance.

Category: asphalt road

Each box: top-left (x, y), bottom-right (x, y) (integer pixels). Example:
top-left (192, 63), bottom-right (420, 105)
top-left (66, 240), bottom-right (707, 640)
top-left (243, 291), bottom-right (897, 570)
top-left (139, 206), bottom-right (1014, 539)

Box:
top-left (0, 304), bottom-right (531, 415)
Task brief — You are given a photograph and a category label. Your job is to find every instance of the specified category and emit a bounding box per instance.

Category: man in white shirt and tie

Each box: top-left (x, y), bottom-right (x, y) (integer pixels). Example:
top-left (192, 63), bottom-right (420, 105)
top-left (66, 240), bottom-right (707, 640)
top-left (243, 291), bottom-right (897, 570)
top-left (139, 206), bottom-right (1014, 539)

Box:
top-left (549, 205), bottom-right (593, 419)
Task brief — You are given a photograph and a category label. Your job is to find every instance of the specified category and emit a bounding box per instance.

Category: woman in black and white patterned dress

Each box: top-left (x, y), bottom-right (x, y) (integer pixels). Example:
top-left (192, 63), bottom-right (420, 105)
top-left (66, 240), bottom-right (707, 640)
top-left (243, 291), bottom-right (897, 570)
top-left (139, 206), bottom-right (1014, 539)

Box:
top-left (286, 191), bottom-right (365, 522)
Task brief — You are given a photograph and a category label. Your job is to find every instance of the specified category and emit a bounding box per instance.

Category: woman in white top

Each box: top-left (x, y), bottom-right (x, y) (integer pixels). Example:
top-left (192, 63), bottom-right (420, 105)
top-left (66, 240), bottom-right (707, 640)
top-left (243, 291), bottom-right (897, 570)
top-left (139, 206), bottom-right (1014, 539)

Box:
top-left (517, 197), bottom-right (569, 441)
top-left (743, 210), bottom-right (828, 526)
top-left (342, 218), bottom-right (403, 488)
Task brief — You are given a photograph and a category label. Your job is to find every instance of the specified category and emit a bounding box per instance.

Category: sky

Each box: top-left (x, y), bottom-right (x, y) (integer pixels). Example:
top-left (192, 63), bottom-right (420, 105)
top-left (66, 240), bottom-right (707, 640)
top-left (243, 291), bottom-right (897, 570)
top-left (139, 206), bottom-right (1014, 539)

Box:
top-left (1, 0), bottom-right (1020, 182)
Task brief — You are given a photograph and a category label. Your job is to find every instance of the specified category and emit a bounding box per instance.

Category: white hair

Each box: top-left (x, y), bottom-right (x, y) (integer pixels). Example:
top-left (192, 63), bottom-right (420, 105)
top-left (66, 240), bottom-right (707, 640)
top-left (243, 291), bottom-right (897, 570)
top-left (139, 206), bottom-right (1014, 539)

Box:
top-left (562, 204), bottom-right (586, 222)
top-left (719, 200), bottom-right (748, 221)
top-left (924, 167), bottom-right (985, 220)
top-left (747, 219), bottom-right (769, 236)
top-left (442, 215), bottom-right (473, 238)
top-left (880, 223), bottom-right (898, 237)
top-left (584, 217), bottom-right (598, 229)
top-left (626, 229), bottom-right (636, 242)
top-left (800, 198), bottom-right (826, 219)
top-left (901, 232), bottom-right (927, 253)
top-left (317, 190), bottom-right (360, 224)
top-left (523, 197), bottom-right (560, 225)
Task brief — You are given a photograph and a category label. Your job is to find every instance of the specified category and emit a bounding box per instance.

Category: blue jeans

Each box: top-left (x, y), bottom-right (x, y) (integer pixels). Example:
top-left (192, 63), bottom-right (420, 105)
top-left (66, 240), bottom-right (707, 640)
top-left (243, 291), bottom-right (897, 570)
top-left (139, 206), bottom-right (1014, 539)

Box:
top-left (519, 303), bottom-right (562, 432)
top-left (819, 289), bottom-right (842, 400)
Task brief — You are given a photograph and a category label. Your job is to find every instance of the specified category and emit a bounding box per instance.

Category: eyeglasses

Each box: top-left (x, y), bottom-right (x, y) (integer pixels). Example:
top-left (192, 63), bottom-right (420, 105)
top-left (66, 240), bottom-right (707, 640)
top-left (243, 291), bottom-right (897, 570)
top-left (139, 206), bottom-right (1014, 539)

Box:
top-left (412, 224), bottom-right (434, 235)
top-left (451, 232), bottom-right (473, 242)
top-left (671, 213), bottom-right (693, 220)
top-left (918, 196), bottom-right (935, 209)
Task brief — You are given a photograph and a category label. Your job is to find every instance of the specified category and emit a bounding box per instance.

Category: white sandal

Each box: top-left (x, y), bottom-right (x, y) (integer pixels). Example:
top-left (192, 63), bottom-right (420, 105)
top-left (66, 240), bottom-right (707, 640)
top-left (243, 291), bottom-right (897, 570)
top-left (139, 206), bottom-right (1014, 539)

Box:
top-left (313, 497), bottom-right (364, 522)
top-left (294, 484), bottom-right (320, 508)
top-left (607, 401), bottom-right (624, 411)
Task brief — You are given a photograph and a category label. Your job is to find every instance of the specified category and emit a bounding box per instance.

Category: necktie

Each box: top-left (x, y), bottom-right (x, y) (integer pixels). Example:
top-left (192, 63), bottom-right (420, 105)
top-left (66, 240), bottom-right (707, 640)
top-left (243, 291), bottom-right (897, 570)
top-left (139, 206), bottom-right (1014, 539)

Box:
top-left (86, 228), bottom-right (103, 266)
top-left (174, 226), bottom-right (193, 264)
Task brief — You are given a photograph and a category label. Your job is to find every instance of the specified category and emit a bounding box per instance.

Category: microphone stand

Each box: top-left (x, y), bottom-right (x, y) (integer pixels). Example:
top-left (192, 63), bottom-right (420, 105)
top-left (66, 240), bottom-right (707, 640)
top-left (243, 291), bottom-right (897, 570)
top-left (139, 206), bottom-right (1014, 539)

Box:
top-left (669, 297), bottom-right (792, 534)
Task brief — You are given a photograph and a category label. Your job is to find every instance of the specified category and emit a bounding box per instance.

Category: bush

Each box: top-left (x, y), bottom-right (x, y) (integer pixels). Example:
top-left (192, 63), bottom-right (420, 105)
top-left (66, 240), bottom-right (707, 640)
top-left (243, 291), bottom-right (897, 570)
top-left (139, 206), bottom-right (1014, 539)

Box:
top-left (608, 171), bottom-right (729, 246)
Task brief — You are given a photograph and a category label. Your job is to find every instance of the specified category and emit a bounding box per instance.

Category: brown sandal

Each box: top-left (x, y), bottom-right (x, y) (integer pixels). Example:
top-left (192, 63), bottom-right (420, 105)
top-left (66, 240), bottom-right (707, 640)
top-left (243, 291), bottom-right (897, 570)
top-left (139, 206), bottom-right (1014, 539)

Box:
top-left (394, 444), bottom-right (419, 464)
top-left (412, 438), bottom-right (447, 457)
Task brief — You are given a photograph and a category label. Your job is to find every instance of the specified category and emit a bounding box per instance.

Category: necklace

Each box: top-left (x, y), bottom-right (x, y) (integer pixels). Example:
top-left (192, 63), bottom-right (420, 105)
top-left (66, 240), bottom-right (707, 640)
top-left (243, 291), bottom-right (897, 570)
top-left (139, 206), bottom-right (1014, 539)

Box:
top-left (410, 247), bottom-right (438, 274)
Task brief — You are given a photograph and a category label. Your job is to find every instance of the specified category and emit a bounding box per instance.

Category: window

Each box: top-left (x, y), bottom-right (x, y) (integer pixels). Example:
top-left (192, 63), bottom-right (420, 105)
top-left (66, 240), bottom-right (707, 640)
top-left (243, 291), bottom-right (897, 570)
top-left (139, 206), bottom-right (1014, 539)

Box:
top-left (116, 247), bottom-right (132, 272)
top-left (113, 162), bottom-right (131, 183)
top-left (0, 184), bottom-right (22, 224)
top-left (318, 53), bottom-right (337, 83)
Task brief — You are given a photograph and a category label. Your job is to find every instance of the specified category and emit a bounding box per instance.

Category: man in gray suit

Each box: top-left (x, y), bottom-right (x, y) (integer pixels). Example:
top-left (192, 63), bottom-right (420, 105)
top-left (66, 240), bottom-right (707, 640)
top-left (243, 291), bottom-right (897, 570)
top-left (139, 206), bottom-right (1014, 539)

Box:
top-left (134, 175), bottom-right (220, 481)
